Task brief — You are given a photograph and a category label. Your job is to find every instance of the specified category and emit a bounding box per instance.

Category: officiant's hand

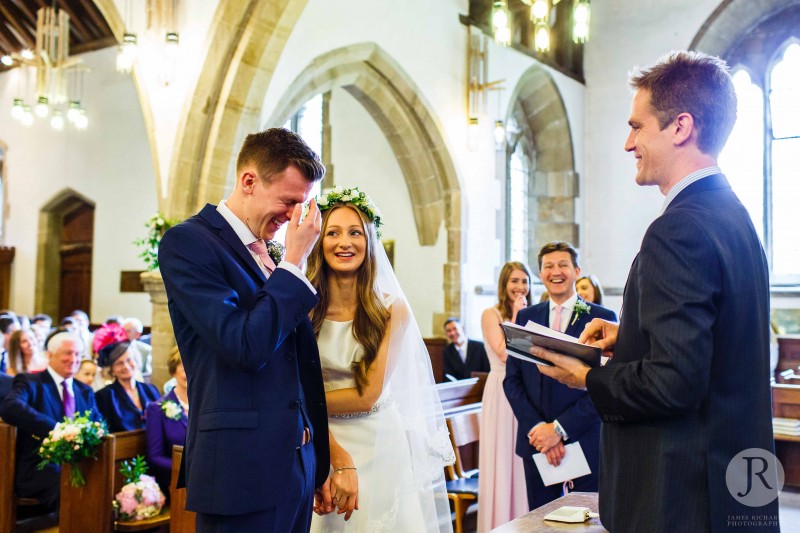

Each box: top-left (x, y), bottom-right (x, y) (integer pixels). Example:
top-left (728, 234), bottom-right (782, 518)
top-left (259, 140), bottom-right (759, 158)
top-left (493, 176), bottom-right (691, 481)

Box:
top-left (578, 318), bottom-right (618, 356)
top-left (529, 422), bottom-right (562, 455)
top-left (284, 199), bottom-right (321, 268)
top-left (534, 347), bottom-right (591, 389)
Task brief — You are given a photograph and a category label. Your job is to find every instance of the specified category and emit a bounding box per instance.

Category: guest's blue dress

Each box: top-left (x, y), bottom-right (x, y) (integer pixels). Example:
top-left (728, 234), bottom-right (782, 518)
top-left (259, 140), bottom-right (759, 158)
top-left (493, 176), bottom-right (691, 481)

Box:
top-left (145, 389), bottom-right (188, 492)
top-left (95, 380), bottom-right (160, 432)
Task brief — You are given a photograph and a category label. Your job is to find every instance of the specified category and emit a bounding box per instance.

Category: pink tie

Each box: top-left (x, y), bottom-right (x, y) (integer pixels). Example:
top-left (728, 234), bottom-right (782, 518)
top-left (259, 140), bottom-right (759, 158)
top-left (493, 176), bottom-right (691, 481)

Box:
top-left (62, 381), bottom-right (76, 419)
top-left (247, 240), bottom-right (276, 274)
top-left (552, 305), bottom-right (563, 332)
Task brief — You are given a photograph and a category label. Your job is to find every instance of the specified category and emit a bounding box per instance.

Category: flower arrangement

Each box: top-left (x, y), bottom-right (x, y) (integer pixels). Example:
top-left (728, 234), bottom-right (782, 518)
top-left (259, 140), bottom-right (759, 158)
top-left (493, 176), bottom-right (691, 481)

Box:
top-left (37, 411), bottom-right (108, 487)
top-left (133, 213), bottom-right (177, 271)
top-left (112, 455), bottom-right (166, 521)
top-left (571, 300), bottom-right (592, 325)
top-left (267, 240), bottom-right (285, 266)
top-left (161, 400), bottom-right (183, 421)
top-left (318, 186), bottom-right (383, 237)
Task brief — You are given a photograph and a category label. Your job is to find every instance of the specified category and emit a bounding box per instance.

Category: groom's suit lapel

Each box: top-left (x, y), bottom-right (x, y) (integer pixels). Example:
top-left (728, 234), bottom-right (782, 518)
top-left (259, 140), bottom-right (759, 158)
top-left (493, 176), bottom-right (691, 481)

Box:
top-left (199, 204), bottom-right (267, 284)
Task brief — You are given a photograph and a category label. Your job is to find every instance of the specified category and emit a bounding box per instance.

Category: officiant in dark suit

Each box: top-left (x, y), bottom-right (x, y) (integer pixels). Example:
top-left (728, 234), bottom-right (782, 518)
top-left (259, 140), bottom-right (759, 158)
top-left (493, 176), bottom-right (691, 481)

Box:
top-left (159, 128), bottom-right (330, 532)
top-left (443, 317), bottom-right (490, 380)
top-left (1, 330), bottom-right (102, 509)
top-left (535, 51), bottom-right (779, 532)
top-left (504, 241), bottom-right (616, 509)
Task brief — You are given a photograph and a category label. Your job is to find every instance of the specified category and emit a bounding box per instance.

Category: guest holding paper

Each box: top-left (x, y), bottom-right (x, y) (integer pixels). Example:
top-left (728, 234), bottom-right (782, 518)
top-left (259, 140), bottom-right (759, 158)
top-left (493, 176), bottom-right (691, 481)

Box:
top-left (308, 187), bottom-right (453, 531)
top-left (477, 261), bottom-right (532, 531)
top-left (504, 242), bottom-right (616, 510)
top-left (146, 347), bottom-right (189, 494)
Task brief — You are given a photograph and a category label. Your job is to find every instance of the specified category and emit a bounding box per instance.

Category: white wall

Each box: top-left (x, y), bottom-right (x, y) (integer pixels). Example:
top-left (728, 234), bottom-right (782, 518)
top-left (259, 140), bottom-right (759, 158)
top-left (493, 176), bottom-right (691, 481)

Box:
top-left (328, 87), bottom-right (447, 336)
top-left (0, 47), bottom-right (158, 324)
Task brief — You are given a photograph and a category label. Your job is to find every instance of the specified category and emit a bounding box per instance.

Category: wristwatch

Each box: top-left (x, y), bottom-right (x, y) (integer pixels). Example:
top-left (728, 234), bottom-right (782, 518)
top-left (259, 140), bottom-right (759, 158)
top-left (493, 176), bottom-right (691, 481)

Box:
top-left (553, 420), bottom-right (569, 441)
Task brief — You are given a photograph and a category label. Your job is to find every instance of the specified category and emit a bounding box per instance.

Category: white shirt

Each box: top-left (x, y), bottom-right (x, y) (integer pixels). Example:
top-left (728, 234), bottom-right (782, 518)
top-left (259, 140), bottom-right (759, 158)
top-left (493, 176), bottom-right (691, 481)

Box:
top-left (47, 365), bottom-right (74, 401)
top-left (661, 166), bottom-right (721, 214)
top-left (217, 200), bottom-right (316, 294)
top-left (549, 292), bottom-right (578, 333)
top-left (455, 341), bottom-right (468, 363)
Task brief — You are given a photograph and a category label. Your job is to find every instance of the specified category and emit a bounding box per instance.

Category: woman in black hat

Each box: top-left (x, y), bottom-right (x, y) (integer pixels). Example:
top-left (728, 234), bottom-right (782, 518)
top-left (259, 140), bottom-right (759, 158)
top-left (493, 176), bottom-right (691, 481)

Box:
top-left (95, 340), bottom-right (160, 432)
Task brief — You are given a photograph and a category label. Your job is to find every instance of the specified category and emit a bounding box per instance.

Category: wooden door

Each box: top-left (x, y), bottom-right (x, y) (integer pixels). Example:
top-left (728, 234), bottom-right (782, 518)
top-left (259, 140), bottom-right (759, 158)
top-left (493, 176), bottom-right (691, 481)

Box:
top-left (59, 204), bottom-right (94, 320)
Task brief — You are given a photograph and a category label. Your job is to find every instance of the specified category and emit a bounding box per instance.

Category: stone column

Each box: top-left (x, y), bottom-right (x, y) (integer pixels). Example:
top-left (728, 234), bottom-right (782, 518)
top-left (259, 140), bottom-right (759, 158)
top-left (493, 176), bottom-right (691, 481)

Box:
top-left (141, 270), bottom-right (175, 390)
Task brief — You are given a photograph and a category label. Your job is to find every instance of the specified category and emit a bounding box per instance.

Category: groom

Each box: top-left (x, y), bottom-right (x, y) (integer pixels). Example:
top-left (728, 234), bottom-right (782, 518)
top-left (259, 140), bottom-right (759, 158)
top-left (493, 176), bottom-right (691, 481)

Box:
top-left (504, 241), bottom-right (617, 509)
top-left (159, 128), bottom-right (330, 532)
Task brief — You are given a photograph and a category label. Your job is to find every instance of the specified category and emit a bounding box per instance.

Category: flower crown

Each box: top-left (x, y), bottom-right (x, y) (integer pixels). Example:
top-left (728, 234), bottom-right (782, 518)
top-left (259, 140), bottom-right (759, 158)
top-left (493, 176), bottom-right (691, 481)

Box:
top-left (317, 186), bottom-right (383, 237)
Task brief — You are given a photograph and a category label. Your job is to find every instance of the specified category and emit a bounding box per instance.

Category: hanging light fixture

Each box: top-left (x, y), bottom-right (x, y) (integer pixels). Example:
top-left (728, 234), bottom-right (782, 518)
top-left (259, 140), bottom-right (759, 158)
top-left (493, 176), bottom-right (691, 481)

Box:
top-left (531, 0), bottom-right (549, 21)
top-left (492, 0), bottom-right (512, 47)
top-left (534, 22), bottom-right (550, 52)
top-left (530, 0), bottom-right (550, 53)
top-left (494, 120), bottom-right (506, 148)
top-left (573, 0), bottom-right (591, 44)
top-left (10, 98), bottom-right (25, 120)
top-left (0, 55), bottom-right (13, 67)
top-left (50, 110), bottom-right (65, 130)
top-left (35, 96), bottom-right (49, 117)
top-left (116, 32), bottom-right (138, 73)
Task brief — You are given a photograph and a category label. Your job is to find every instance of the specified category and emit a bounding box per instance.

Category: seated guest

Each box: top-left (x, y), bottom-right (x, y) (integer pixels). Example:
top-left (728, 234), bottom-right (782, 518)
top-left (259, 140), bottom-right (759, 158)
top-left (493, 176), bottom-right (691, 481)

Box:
top-left (145, 347), bottom-right (188, 493)
top-left (443, 317), bottom-right (490, 380)
top-left (122, 317), bottom-right (153, 375)
top-left (75, 358), bottom-right (99, 388)
top-left (95, 341), bottom-right (160, 432)
top-left (0, 330), bottom-right (102, 509)
top-left (6, 329), bottom-right (47, 376)
top-left (0, 314), bottom-right (21, 374)
top-left (576, 275), bottom-right (605, 305)
top-left (70, 310), bottom-right (94, 359)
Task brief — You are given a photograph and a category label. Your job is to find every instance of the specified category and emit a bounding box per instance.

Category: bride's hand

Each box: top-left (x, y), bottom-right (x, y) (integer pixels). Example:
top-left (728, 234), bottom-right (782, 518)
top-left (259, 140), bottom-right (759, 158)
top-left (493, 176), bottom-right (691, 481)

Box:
top-left (330, 466), bottom-right (359, 520)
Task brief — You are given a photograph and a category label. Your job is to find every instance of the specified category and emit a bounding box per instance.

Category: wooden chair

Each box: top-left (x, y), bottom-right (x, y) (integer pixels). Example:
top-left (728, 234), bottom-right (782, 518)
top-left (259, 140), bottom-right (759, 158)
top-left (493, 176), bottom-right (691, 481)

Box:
top-left (445, 409), bottom-right (481, 533)
top-left (169, 445), bottom-right (196, 533)
top-left (0, 419), bottom-right (57, 532)
top-left (773, 383), bottom-right (800, 487)
top-left (59, 429), bottom-right (170, 532)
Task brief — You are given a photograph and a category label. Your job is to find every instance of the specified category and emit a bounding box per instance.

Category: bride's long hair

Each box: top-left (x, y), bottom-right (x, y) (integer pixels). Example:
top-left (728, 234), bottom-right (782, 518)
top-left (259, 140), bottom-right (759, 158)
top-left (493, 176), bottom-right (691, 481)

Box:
top-left (307, 204), bottom-right (389, 395)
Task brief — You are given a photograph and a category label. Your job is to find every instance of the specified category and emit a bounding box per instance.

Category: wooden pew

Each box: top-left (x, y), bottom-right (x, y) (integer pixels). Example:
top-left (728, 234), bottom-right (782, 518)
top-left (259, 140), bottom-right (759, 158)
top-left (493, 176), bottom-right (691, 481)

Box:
top-left (437, 375), bottom-right (487, 416)
top-left (773, 383), bottom-right (800, 487)
top-left (59, 429), bottom-right (170, 532)
top-left (0, 420), bottom-right (16, 533)
top-left (425, 337), bottom-right (448, 383)
top-left (170, 445), bottom-right (196, 533)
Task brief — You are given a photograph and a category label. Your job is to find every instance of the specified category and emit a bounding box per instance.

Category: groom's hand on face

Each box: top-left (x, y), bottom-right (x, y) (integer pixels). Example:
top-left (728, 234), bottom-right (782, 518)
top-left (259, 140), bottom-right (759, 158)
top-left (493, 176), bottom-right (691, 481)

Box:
top-left (284, 199), bottom-right (321, 268)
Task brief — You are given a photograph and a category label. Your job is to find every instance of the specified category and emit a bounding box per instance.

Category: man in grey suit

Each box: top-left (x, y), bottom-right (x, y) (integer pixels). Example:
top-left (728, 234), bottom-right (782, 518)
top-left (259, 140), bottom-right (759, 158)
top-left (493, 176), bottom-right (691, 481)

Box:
top-left (535, 51), bottom-right (779, 532)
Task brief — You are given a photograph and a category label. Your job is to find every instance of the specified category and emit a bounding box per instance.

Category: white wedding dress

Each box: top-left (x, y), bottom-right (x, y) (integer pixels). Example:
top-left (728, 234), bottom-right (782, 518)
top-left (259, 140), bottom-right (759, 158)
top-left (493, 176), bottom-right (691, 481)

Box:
top-left (309, 318), bottom-right (429, 532)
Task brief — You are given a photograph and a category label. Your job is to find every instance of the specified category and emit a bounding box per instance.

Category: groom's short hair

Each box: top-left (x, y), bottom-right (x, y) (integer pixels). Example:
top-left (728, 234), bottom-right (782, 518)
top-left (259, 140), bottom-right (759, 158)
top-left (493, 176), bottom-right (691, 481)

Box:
top-left (236, 128), bottom-right (326, 185)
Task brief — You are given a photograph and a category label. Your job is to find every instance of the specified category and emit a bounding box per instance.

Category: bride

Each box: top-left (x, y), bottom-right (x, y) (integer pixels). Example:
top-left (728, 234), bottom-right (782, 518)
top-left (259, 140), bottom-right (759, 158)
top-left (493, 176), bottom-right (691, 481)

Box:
top-left (307, 186), bottom-right (453, 532)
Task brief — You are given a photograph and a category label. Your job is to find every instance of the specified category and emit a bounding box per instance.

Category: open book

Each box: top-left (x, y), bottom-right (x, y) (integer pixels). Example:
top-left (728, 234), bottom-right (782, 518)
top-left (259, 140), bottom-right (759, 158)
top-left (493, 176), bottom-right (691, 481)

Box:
top-left (501, 321), bottom-right (602, 368)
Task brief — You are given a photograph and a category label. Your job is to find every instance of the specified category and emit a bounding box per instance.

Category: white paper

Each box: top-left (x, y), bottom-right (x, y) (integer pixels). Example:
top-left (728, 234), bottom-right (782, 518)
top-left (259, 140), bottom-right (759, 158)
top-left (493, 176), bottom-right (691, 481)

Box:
top-left (532, 441), bottom-right (592, 486)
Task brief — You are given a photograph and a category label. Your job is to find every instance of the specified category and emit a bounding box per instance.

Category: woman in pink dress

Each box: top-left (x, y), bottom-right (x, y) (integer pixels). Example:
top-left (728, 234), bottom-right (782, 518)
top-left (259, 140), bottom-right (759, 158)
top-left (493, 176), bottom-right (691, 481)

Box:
top-left (477, 261), bottom-right (532, 531)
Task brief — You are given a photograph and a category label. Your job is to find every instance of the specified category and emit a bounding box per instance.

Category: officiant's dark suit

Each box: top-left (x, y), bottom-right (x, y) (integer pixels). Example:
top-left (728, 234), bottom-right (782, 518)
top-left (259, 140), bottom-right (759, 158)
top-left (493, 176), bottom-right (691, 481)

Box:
top-left (159, 128), bottom-right (329, 532)
top-left (2, 365), bottom-right (101, 507)
top-left (561, 53), bottom-right (779, 532)
top-left (505, 297), bottom-right (616, 509)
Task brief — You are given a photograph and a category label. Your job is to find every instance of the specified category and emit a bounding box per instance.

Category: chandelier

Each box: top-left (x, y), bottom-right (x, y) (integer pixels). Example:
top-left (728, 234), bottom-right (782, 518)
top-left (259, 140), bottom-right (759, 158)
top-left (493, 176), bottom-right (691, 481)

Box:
top-left (6, 6), bottom-right (88, 130)
top-left (492, 0), bottom-right (591, 52)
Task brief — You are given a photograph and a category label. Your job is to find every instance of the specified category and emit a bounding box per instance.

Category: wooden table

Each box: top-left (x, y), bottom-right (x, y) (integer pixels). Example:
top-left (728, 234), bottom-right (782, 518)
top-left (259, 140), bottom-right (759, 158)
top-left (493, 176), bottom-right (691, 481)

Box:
top-left (490, 492), bottom-right (607, 532)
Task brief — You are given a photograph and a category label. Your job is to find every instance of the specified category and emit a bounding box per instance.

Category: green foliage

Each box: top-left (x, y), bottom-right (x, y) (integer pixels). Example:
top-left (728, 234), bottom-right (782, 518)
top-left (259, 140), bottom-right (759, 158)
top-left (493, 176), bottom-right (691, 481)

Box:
top-left (133, 213), bottom-right (177, 271)
top-left (119, 455), bottom-right (150, 484)
top-left (37, 411), bottom-right (108, 486)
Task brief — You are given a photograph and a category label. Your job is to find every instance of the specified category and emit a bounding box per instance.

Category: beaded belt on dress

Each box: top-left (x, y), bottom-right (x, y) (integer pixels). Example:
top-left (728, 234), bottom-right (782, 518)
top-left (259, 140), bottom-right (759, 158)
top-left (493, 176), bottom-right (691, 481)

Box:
top-left (330, 397), bottom-right (392, 419)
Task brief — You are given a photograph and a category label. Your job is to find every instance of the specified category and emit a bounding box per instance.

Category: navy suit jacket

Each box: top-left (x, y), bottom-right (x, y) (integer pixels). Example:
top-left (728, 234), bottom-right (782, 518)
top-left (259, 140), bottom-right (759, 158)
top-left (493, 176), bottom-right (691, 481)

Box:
top-left (0, 370), bottom-right (101, 506)
top-left (443, 339), bottom-right (490, 380)
top-left (145, 389), bottom-right (188, 491)
top-left (0, 372), bottom-right (12, 401)
top-left (504, 299), bottom-right (616, 465)
top-left (158, 204), bottom-right (330, 515)
top-left (95, 379), bottom-right (161, 432)
top-left (586, 175), bottom-right (778, 532)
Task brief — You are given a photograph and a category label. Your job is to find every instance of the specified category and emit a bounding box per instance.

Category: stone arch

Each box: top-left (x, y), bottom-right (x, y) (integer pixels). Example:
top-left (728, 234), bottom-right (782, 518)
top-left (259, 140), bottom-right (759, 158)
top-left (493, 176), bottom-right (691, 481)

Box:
top-left (505, 64), bottom-right (578, 267)
top-left (264, 43), bottom-right (462, 317)
top-left (690, 0), bottom-right (800, 57)
top-left (35, 189), bottom-right (95, 319)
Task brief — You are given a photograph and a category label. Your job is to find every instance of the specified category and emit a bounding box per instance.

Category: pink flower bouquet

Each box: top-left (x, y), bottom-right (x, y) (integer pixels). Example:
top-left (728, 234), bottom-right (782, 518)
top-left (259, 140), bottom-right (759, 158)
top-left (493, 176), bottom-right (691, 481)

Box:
top-left (112, 456), bottom-right (166, 521)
